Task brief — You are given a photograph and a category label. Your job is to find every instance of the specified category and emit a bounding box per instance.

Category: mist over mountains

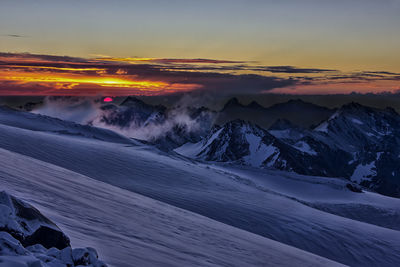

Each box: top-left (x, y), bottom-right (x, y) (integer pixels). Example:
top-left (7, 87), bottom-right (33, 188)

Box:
top-left (1, 95), bottom-right (400, 266)
top-left (1, 95), bottom-right (397, 198)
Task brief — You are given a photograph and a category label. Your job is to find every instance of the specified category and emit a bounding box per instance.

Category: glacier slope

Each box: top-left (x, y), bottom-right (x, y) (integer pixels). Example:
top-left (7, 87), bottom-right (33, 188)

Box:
top-left (0, 147), bottom-right (341, 267)
top-left (0, 122), bottom-right (399, 266)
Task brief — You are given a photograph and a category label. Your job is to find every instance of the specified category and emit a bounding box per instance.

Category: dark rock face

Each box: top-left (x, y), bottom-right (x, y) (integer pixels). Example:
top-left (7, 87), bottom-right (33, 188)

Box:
top-left (151, 106), bottom-right (216, 151)
top-left (346, 183), bottom-right (363, 193)
top-left (98, 98), bottom-right (167, 129)
top-left (311, 103), bottom-right (400, 198)
top-left (180, 120), bottom-right (352, 178)
top-left (0, 191), bottom-right (70, 250)
top-left (200, 120), bottom-right (256, 162)
top-left (18, 101), bottom-right (43, 111)
top-left (0, 191), bottom-right (107, 266)
top-left (23, 226), bottom-right (70, 250)
top-left (215, 103), bottom-right (400, 198)
top-left (98, 97), bottom-right (216, 150)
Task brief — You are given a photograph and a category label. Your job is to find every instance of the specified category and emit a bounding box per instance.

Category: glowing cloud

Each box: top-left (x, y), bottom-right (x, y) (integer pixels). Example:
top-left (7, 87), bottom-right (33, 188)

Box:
top-left (0, 52), bottom-right (399, 96)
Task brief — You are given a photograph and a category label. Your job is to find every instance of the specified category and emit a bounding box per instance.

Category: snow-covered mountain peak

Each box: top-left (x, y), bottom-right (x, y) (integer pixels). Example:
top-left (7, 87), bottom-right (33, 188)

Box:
top-left (176, 120), bottom-right (280, 166)
top-left (221, 119), bottom-right (267, 134)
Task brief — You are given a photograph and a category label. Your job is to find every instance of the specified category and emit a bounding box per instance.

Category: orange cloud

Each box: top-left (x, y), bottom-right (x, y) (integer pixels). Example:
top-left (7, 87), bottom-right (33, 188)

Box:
top-left (0, 68), bottom-right (201, 95)
top-left (1, 52), bottom-right (398, 96)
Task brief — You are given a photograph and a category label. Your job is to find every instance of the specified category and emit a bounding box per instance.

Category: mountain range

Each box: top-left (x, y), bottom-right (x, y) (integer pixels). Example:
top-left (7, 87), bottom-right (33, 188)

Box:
top-left (216, 97), bottom-right (335, 128)
top-left (175, 99), bottom-right (400, 198)
top-left (19, 96), bottom-right (400, 198)
top-left (1, 98), bottom-right (400, 266)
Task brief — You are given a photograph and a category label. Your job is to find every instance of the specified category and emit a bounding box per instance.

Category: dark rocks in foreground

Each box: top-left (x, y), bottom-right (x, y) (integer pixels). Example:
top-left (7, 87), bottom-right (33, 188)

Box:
top-left (0, 191), bottom-right (107, 266)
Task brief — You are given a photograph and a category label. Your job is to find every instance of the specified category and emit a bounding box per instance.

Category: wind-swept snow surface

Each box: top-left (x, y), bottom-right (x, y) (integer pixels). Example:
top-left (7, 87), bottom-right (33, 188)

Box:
top-left (0, 148), bottom-right (341, 267)
top-left (0, 110), bottom-right (399, 266)
top-left (0, 106), bottom-right (134, 145)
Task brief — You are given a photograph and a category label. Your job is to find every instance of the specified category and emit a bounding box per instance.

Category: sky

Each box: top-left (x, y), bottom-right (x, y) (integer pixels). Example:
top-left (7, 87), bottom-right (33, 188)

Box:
top-left (0, 0), bottom-right (399, 96)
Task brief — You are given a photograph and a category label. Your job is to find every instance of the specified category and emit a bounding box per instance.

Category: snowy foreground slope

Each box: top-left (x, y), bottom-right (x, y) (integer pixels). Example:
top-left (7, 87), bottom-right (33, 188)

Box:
top-left (0, 106), bottom-right (134, 145)
top-left (0, 148), bottom-right (341, 267)
top-left (0, 121), bottom-right (399, 266)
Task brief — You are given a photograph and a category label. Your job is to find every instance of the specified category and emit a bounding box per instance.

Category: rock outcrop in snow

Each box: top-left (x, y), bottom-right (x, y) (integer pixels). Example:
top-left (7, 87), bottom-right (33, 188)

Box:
top-left (0, 191), bottom-right (106, 267)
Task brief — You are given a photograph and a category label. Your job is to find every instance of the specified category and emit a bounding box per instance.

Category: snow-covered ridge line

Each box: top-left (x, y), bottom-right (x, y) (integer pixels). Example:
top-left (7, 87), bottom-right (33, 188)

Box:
top-left (0, 106), bottom-right (134, 145)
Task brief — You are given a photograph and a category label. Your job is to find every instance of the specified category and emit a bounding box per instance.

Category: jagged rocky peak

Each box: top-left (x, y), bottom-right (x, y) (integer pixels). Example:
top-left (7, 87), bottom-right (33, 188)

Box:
top-left (121, 96), bottom-right (167, 114)
top-left (220, 119), bottom-right (270, 137)
top-left (185, 105), bottom-right (213, 118)
top-left (176, 119), bottom-right (283, 166)
top-left (224, 119), bottom-right (273, 139)
top-left (120, 96), bottom-right (150, 107)
top-left (176, 100), bottom-right (400, 198)
top-left (327, 102), bottom-right (400, 129)
top-left (246, 100), bottom-right (264, 109)
top-left (221, 97), bottom-right (244, 110)
top-left (286, 98), bottom-right (308, 105)
top-left (275, 99), bottom-right (314, 109)
top-left (211, 119), bottom-right (250, 136)
top-left (338, 102), bottom-right (400, 123)
top-left (340, 101), bottom-right (365, 111)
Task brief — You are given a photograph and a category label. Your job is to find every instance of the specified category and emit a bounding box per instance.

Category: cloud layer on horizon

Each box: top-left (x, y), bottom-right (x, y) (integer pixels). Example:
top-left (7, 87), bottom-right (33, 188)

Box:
top-left (0, 52), bottom-right (399, 96)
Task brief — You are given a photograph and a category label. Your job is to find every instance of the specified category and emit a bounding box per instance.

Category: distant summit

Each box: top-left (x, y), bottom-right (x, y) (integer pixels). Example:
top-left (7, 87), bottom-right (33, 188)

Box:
top-left (221, 97), bottom-right (243, 110)
top-left (120, 96), bottom-right (151, 108)
top-left (217, 98), bottom-right (335, 128)
top-left (247, 100), bottom-right (264, 109)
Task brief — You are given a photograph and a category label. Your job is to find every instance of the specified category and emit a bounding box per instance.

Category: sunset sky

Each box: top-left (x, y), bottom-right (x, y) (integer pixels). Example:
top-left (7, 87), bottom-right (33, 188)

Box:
top-left (1, 0), bottom-right (399, 96)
